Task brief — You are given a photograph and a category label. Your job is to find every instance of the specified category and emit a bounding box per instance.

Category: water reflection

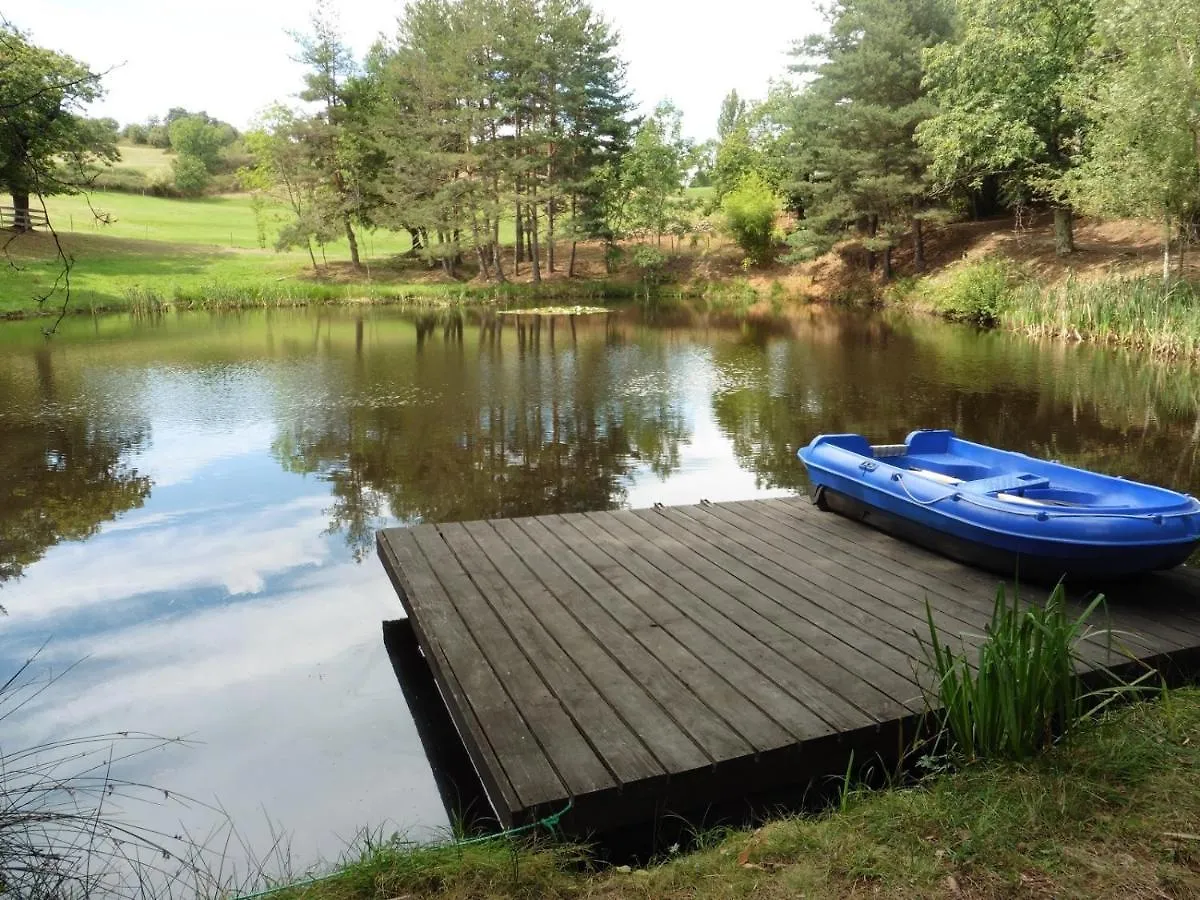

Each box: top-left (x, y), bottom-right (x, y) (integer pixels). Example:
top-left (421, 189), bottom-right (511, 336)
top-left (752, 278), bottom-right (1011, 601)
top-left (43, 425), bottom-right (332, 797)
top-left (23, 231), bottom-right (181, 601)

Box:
top-left (2, 305), bottom-right (1200, 867)
top-left (0, 350), bottom-right (151, 585)
top-left (272, 312), bottom-right (694, 559)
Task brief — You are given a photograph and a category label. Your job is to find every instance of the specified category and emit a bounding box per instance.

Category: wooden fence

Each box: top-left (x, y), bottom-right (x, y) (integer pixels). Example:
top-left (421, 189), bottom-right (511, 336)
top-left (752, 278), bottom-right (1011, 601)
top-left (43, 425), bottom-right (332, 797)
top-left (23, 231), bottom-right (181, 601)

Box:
top-left (0, 206), bottom-right (50, 230)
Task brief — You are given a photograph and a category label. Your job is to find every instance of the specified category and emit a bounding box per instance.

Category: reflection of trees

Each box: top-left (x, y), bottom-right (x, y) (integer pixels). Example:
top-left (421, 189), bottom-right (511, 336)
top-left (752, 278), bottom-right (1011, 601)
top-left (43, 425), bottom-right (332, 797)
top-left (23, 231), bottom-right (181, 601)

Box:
top-left (273, 318), bottom-right (690, 561)
top-left (711, 311), bottom-right (1200, 496)
top-left (0, 358), bottom-right (151, 586)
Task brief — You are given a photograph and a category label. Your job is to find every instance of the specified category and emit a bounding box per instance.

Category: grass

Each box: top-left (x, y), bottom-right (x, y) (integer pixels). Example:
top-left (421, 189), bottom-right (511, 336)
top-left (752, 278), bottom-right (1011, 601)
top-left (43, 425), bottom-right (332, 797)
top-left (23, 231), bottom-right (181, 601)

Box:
top-left (1003, 275), bottom-right (1200, 358)
top-left (254, 689), bottom-right (1200, 900)
top-left (922, 584), bottom-right (1147, 762)
top-left (44, 190), bottom-right (414, 254)
top-left (113, 143), bottom-right (174, 177)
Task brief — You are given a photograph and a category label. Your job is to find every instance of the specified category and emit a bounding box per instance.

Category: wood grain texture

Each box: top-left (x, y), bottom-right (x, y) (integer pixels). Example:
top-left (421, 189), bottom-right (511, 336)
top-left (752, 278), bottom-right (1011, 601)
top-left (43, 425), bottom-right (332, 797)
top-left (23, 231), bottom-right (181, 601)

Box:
top-left (377, 496), bottom-right (1200, 835)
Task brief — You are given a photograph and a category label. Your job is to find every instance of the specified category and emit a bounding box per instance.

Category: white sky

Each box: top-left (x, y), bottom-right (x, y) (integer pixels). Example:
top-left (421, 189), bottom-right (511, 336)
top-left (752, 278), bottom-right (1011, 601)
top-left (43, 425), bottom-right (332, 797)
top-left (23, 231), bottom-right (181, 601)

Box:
top-left (6, 0), bottom-right (820, 141)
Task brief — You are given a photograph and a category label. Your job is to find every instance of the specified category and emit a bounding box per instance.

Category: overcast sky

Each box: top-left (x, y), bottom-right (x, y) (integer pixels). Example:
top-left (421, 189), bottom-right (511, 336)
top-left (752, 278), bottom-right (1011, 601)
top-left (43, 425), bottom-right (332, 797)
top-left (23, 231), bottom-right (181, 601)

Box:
top-left (7, 0), bottom-right (822, 141)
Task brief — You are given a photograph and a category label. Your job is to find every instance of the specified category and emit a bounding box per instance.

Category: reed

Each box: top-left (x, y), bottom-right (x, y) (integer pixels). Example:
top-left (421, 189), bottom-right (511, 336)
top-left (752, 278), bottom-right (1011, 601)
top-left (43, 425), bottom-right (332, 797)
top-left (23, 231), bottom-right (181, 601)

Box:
top-left (920, 584), bottom-right (1142, 762)
top-left (1001, 275), bottom-right (1200, 358)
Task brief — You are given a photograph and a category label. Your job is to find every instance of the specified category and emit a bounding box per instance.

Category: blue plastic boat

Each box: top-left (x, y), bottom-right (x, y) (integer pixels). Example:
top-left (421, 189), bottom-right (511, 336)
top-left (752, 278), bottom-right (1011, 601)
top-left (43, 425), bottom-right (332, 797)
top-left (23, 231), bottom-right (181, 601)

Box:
top-left (798, 429), bottom-right (1200, 581)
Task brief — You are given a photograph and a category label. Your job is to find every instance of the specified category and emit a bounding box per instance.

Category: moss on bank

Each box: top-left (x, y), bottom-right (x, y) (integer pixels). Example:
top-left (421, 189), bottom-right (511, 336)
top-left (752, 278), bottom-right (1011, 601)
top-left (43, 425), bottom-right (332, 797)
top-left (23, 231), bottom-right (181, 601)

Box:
top-left (264, 689), bottom-right (1200, 900)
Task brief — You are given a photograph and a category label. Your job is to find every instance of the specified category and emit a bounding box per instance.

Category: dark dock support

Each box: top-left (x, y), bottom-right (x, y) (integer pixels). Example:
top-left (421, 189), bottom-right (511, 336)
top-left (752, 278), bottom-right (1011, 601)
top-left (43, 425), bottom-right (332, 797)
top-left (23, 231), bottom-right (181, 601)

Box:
top-left (378, 497), bottom-right (1200, 837)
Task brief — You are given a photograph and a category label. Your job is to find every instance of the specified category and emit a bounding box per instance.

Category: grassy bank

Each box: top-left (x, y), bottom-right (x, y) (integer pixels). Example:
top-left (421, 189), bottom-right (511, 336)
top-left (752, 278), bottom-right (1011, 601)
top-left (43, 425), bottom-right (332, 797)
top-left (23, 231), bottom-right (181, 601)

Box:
top-left (1, 191), bottom-right (748, 319)
top-left (913, 257), bottom-right (1200, 358)
top-left (258, 689), bottom-right (1200, 900)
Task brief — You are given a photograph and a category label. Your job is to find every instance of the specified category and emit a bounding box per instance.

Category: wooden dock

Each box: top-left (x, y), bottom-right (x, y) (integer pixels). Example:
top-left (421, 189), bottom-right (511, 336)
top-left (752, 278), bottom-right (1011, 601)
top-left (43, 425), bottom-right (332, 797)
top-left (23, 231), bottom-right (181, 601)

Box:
top-left (377, 496), bottom-right (1200, 836)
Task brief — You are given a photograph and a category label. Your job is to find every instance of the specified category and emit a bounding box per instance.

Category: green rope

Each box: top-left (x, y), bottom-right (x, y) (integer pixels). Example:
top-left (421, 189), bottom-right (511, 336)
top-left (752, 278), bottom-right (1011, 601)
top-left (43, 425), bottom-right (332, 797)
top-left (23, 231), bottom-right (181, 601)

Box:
top-left (231, 799), bottom-right (574, 900)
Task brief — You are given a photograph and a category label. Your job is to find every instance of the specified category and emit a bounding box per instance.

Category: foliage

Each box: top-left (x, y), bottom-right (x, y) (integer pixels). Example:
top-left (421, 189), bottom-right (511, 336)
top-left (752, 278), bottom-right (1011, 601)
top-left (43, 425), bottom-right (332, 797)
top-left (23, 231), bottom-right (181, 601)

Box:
top-left (782, 0), bottom-right (954, 273)
top-left (0, 24), bottom-right (117, 211)
top-left (721, 172), bottom-right (778, 264)
top-left (1002, 275), bottom-right (1200, 357)
top-left (918, 0), bottom-right (1093, 254)
top-left (167, 116), bottom-right (224, 171)
top-left (1063, 0), bottom-right (1200, 275)
top-left (931, 257), bottom-right (1020, 325)
top-left (618, 101), bottom-right (693, 243)
top-left (921, 584), bottom-right (1134, 762)
top-left (172, 153), bottom-right (211, 196)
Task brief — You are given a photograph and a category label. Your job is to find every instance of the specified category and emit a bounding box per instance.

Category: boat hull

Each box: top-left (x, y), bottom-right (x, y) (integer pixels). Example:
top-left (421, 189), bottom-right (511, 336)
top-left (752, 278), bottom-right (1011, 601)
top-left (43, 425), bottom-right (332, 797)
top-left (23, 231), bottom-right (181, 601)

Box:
top-left (799, 430), bottom-right (1200, 583)
top-left (812, 485), bottom-right (1197, 583)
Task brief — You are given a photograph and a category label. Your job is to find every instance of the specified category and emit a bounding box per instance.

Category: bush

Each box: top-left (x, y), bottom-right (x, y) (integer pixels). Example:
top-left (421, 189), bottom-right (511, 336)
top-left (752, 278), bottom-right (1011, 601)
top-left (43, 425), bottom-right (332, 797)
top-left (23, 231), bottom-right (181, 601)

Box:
top-left (173, 153), bottom-right (211, 196)
top-left (721, 172), bottom-right (779, 265)
top-left (921, 584), bottom-right (1143, 762)
top-left (631, 244), bottom-right (667, 292)
top-left (935, 257), bottom-right (1020, 325)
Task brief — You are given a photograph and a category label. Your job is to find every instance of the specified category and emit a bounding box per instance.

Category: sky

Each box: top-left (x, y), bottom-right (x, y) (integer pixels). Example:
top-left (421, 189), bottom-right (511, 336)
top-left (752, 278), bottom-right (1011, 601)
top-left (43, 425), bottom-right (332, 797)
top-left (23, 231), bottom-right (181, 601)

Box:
top-left (6, 0), bottom-right (821, 141)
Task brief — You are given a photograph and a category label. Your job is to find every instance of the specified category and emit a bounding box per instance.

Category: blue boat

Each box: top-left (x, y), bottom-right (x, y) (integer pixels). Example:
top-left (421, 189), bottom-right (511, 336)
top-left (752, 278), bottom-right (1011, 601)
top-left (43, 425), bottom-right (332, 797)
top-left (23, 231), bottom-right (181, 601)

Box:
top-left (798, 429), bottom-right (1200, 581)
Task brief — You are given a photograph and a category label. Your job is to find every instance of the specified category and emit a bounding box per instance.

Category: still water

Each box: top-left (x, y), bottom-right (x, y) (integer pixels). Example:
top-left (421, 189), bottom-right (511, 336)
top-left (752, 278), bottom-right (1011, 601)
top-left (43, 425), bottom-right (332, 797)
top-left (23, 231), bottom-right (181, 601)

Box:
top-left (2, 304), bottom-right (1199, 866)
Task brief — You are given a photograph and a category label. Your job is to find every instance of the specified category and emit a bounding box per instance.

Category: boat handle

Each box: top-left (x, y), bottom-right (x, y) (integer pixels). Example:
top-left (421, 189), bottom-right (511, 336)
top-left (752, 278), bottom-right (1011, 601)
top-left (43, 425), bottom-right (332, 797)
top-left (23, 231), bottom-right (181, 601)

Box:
top-left (892, 473), bottom-right (1195, 523)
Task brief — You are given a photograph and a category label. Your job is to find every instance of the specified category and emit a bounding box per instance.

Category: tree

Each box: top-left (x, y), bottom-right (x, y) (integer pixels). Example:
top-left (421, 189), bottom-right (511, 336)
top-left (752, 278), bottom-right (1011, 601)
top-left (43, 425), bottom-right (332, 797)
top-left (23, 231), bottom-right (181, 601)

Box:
top-left (0, 25), bottom-right (115, 230)
top-left (167, 115), bottom-right (224, 170)
top-left (1064, 0), bottom-right (1200, 281)
top-left (172, 154), bottom-right (210, 196)
top-left (717, 89), bottom-right (749, 142)
top-left (722, 172), bottom-right (779, 264)
top-left (783, 0), bottom-right (954, 276)
top-left (364, 0), bottom-right (632, 280)
top-left (918, 0), bottom-right (1093, 255)
top-left (242, 106), bottom-right (335, 270)
top-left (621, 101), bottom-right (692, 245)
top-left (291, 1), bottom-right (380, 269)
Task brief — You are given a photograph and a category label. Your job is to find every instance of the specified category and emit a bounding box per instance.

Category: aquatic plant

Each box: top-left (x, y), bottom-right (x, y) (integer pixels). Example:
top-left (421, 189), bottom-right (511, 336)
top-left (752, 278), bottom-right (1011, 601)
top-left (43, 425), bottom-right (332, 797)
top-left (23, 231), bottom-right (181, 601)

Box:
top-left (920, 584), bottom-right (1144, 761)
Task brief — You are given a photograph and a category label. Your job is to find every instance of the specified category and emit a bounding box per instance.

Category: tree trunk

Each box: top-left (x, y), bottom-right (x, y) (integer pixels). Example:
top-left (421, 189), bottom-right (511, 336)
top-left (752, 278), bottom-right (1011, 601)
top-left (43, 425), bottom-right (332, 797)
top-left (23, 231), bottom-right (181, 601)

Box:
top-left (1164, 215), bottom-right (1173, 287)
top-left (568, 195), bottom-right (578, 277)
top-left (472, 220), bottom-right (491, 281)
top-left (1053, 206), bottom-right (1075, 256)
top-left (344, 217), bottom-right (361, 267)
top-left (547, 198), bottom-right (556, 273)
top-left (515, 196), bottom-right (525, 266)
top-left (408, 227), bottom-right (423, 253)
top-left (913, 217), bottom-right (925, 272)
top-left (529, 202), bottom-right (542, 284)
top-left (865, 215), bottom-right (878, 272)
top-left (10, 191), bottom-right (31, 232)
top-left (492, 214), bottom-right (507, 283)
top-left (882, 246), bottom-right (893, 281)
top-left (306, 239), bottom-right (319, 272)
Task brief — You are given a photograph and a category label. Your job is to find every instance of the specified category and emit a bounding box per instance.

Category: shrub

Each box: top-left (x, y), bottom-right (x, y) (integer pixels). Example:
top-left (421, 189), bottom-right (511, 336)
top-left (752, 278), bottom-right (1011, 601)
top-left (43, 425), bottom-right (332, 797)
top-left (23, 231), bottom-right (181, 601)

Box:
top-left (631, 244), bottom-right (667, 295)
top-left (921, 584), bottom-right (1143, 762)
top-left (721, 172), bottom-right (779, 265)
top-left (935, 257), bottom-right (1020, 325)
top-left (172, 153), bottom-right (211, 196)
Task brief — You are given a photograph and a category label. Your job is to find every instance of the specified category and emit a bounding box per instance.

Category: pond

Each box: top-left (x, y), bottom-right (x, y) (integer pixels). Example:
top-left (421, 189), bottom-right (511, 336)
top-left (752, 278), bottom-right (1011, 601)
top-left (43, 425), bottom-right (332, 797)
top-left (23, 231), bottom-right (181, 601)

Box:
top-left (2, 304), bottom-right (1199, 871)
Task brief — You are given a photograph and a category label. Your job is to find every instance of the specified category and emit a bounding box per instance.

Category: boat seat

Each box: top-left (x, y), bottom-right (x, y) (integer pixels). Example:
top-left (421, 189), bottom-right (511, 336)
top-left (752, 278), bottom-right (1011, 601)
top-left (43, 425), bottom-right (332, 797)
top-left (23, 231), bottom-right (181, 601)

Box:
top-left (960, 473), bottom-right (1050, 495)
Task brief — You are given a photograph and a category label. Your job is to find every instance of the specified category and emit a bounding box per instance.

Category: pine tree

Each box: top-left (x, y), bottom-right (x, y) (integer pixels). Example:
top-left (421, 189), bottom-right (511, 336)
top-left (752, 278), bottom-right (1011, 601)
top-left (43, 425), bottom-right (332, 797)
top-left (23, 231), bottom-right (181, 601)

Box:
top-left (783, 0), bottom-right (954, 276)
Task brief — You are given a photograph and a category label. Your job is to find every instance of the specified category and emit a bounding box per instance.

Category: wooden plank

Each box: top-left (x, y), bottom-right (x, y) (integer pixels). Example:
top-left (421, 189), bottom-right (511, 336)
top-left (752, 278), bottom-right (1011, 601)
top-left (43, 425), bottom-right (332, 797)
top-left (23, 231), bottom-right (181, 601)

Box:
top-left (444, 521), bottom-right (664, 787)
top-left (510, 516), bottom-right (760, 761)
top-left (668, 502), bottom-right (982, 654)
top-left (757, 499), bottom-right (1196, 658)
top-left (603, 509), bottom-right (905, 725)
top-left (379, 495), bottom-right (1200, 838)
top-left (568, 510), bottom-right (860, 736)
top-left (545, 513), bottom-right (804, 752)
top-left (725, 499), bottom-right (1155, 669)
top-left (461, 519), bottom-right (710, 778)
top-left (632, 506), bottom-right (929, 711)
top-left (410, 526), bottom-right (616, 799)
top-left (376, 528), bottom-right (552, 815)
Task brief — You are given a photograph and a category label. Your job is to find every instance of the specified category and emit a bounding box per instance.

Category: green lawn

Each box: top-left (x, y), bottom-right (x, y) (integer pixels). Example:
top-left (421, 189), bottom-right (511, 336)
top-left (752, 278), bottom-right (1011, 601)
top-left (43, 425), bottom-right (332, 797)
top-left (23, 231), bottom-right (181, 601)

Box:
top-left (46, 191), bottom-right (415, 256)
top-left (113, 143), bottom-right (174, 177)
